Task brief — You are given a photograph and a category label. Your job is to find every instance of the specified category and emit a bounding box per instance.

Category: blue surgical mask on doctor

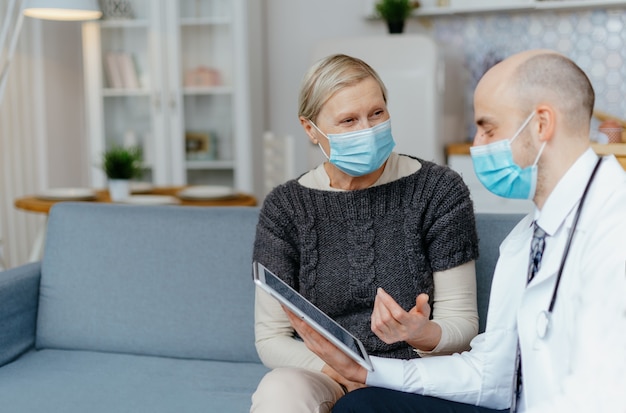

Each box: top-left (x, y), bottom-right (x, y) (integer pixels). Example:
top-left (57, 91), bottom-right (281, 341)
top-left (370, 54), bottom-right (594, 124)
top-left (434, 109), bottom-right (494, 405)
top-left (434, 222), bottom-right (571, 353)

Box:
top-left (309, 119), bottom-right (396, 177)
top-left (470, 112), bottom-right (546, 200)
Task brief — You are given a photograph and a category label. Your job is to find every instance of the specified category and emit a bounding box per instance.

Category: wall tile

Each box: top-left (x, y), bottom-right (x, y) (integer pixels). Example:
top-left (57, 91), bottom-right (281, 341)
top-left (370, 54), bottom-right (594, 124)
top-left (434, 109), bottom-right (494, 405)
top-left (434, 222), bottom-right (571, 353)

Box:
top-left (430, 8), bottom-right (626, 139)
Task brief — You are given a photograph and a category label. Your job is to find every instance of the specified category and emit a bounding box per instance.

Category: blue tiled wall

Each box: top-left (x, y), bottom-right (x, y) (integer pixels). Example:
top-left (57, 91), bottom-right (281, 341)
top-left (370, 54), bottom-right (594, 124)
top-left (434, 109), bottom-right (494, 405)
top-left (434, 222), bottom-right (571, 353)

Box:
top-left (430, 8), bottom-right (626, 139)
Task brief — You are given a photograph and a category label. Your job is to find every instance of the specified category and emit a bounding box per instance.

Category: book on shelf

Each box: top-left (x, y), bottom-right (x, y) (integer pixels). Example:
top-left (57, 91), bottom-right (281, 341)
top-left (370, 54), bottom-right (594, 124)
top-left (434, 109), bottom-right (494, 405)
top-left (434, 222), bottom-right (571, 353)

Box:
top-left (103, 52), bottom-right (140, 89)
top-left (117, 52), bottom-right (140, 89)
top-left (104, 52), bottom-right (123, 89)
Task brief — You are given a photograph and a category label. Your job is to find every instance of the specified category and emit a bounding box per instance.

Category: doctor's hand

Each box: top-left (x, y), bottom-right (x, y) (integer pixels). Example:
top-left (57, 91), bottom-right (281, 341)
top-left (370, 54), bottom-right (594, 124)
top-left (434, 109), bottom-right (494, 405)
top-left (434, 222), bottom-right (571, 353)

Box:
top-left (321, 364), bottom-right (366, 393)
top-left (282, 306), bottom-right (367, 385)
top-left (371, 288), bottom-right (442, 351)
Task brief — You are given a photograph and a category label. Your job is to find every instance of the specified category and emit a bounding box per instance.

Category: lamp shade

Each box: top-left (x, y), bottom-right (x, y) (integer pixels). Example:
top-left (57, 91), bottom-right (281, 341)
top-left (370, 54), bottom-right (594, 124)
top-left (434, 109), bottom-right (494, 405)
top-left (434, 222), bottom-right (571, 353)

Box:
top-left (23, 0), bottom-right (102, 21)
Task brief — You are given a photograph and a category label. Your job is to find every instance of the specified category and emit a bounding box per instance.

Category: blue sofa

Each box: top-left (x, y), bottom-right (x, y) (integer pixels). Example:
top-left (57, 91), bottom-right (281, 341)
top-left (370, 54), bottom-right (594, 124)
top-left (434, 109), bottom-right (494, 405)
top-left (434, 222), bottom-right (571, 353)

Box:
top-left (0, 203), bottom-right (522, 412)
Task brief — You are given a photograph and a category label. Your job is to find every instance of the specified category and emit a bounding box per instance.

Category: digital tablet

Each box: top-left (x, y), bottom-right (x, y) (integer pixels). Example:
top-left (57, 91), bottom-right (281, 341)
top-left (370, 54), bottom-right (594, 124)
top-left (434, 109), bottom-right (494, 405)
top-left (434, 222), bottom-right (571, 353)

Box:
top-left (253, 261), bottom-right (374, 372)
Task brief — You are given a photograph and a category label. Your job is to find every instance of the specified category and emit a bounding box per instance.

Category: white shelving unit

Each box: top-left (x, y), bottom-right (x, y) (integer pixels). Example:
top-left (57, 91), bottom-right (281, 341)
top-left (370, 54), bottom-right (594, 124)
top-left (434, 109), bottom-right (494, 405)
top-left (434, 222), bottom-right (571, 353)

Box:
top-left (365, 0), bottom-right (626, 17)
top-left (82, 0), bottom-right (252, 191)
top-left (415, 0), bottom-right (626, 16)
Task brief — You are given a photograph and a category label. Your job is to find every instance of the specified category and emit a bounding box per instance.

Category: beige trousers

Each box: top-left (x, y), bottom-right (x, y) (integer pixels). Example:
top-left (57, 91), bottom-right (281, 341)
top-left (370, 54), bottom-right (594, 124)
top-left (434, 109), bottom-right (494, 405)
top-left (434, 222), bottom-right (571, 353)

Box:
top-left (250, 368), bottom-right (346, 413)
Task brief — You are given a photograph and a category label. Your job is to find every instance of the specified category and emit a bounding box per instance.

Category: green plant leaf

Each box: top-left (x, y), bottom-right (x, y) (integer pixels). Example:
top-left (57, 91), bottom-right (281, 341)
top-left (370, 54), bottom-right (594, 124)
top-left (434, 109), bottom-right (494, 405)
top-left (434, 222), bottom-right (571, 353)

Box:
top-left (375, 0), bottom-right (419, 21)
top-left (102, 145), bottom-right (144, 180)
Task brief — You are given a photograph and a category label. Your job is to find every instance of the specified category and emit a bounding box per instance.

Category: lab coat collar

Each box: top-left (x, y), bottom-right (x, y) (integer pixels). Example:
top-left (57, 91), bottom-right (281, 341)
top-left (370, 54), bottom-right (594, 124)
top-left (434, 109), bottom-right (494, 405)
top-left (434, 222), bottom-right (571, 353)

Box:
top-left (532, 148), bottom-right (599, 237)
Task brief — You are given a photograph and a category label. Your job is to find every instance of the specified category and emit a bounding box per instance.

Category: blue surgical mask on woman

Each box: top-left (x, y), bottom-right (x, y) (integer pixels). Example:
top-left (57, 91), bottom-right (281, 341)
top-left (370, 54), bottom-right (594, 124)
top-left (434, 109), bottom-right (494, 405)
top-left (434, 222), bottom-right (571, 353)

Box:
top-left (309, 119), bottom-right (396, 177)
top-left (470, 112), bottom-right (546, 200)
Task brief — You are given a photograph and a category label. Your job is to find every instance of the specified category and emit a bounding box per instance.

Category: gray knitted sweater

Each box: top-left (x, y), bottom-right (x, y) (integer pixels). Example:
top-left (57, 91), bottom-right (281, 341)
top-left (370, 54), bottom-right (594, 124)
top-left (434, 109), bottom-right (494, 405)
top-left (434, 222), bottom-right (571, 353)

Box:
top-left (253, 158), bottom-right (478, 360)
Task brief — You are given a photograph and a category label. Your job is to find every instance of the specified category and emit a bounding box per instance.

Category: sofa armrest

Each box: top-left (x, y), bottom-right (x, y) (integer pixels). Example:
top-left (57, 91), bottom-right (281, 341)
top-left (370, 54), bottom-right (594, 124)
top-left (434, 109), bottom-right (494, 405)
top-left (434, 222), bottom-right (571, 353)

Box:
top-left (0, 262), bottom-right (41, 367)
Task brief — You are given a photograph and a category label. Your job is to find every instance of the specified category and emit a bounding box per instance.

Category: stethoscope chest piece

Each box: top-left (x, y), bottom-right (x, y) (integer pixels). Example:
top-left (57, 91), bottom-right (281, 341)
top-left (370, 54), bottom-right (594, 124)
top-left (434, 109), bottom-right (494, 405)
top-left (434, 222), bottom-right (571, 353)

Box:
top-left (536, 310), bottom-right (550, 339)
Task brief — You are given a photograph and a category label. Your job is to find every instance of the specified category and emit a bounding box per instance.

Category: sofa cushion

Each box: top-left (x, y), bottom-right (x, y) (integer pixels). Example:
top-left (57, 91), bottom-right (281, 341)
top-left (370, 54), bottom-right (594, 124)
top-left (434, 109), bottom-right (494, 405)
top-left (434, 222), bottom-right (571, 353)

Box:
top-left (37, 203), bottom-right (261, 363)
top-left (0, 349), bottom-right (269, 412)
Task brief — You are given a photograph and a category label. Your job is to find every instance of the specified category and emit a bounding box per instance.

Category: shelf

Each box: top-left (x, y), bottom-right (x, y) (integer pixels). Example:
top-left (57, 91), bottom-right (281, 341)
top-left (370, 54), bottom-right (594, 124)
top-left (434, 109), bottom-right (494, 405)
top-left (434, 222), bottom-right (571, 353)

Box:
top-left (416, 3), bottom-right (530, 16)
top-left (535, 0), bottom-right (626, 10)
top-left (446, 142), bottom-right (626, 155)
top-left (414, 0), bottom-right (626, 16)
top-left (99, 19), bottom-right (150, 29)
top-left (186, 160), bottom-right (235, 170)
top-left (445, 142), bottom-right (473, 156)
top-left (102, 89), bottom-right (150, 97)
top-left (592, 142), bottom-right (626, 156)
top-left (183, 86), bottom-right (233, 95)
top-left (180, 17), bottom-right (231, 26)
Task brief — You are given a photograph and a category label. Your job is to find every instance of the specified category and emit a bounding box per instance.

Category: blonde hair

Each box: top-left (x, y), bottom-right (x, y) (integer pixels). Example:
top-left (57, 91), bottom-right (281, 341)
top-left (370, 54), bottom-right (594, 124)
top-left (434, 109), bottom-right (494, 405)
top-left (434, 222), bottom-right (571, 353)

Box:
top-left (298, 54), bottom-right (388, 122)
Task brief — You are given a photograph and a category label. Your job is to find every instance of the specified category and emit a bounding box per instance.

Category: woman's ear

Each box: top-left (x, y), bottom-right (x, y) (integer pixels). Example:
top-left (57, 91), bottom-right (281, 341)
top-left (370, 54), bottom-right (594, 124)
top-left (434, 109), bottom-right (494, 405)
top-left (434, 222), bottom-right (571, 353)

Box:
top-left (535, 105), bottom-right (556, 143)
top-left (299, 116), bottom-right (319, 144)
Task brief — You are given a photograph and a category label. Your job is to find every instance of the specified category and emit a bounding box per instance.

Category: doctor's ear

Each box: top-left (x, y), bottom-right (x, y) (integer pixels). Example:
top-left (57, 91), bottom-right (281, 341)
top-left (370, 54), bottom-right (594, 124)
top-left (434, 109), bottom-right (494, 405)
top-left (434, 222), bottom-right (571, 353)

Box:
top-left (535, 106), bottom-right (556, 143)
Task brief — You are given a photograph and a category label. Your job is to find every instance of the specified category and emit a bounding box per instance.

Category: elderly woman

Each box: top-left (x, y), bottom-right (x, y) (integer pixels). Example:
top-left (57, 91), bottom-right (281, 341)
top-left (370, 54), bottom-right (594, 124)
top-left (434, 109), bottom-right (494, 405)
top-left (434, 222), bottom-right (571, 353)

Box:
top-left (251, 54), bottom-right (479, 413)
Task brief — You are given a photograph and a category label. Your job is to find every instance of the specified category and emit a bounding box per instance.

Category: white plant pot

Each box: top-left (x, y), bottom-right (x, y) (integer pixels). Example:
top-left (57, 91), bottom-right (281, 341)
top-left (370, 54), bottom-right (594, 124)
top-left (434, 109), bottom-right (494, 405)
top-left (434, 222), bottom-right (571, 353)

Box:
top-left (108, 179), bottom-right (130, 202)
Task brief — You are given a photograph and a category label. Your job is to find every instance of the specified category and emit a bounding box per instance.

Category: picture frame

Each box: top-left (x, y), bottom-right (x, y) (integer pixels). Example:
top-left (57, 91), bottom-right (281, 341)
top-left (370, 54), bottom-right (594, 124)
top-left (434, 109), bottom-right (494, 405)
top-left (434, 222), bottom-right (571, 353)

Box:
top-left (185, 131), bottom-right (216, 160)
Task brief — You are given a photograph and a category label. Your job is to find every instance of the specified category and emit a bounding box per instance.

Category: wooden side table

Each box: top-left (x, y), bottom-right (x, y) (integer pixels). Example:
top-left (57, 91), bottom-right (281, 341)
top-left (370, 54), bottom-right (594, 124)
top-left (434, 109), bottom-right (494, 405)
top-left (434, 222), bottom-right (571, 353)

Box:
top-left (14, 186), bottom-right (257, 215)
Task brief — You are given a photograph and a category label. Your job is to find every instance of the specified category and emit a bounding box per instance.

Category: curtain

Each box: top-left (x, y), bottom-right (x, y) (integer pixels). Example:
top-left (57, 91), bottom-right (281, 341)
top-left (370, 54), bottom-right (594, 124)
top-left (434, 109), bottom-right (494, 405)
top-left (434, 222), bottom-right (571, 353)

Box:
top-left (0, 8), bottom-right (47, 268)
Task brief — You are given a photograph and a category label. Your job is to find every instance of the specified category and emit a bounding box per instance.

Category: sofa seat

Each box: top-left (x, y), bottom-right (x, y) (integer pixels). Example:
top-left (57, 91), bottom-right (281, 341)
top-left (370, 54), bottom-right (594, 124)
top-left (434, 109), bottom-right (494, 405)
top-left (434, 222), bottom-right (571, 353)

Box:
top-left (0, 349), bottom-right (268, 412)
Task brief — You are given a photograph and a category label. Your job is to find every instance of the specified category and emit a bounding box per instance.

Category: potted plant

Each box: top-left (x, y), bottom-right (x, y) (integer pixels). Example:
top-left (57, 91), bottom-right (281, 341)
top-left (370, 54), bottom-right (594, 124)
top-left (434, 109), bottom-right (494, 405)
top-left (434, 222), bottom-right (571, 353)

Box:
top-left (375, 0), bottom-right (420, 34)
top-left (101, 145), bottom-right (143, 201)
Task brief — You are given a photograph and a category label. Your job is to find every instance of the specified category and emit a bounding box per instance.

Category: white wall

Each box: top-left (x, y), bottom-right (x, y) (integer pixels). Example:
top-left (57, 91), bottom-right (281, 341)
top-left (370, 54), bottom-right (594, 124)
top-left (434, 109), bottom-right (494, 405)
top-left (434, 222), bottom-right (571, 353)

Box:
top-left (245, 0), bottom-right (266, 200)
top-left (41, 20), bottom-right (89, 188)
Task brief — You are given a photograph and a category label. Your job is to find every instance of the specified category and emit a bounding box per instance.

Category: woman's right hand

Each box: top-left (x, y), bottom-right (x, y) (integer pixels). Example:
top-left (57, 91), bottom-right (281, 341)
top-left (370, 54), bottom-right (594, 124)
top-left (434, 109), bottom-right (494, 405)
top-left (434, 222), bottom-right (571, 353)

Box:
top-left (283, 306), bottom-right (368, 385)
top-left (371, 288), bottom-right (441, 351)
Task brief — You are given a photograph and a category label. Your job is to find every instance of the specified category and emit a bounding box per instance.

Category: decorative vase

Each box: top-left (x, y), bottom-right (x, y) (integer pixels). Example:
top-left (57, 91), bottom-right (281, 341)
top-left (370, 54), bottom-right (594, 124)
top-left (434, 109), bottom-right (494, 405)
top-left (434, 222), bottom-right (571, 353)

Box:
top-left (99, 0), bottom-right (135, 19)
top-left (108, 179), bottom-right (130, 202)
top-left (387, 20), bottom-right (405, 34)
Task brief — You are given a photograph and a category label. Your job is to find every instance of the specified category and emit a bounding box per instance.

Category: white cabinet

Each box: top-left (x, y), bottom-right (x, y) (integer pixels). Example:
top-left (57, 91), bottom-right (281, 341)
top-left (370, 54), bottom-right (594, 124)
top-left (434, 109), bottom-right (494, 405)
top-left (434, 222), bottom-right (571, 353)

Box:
top-left (82, 0), bottom-right (252, 191)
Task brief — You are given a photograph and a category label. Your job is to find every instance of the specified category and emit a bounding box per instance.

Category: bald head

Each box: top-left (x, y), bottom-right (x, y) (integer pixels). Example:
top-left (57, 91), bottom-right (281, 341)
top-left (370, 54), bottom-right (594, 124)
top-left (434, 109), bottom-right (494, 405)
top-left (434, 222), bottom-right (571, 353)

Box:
top-left (476, 50), bottom-right (595, 133)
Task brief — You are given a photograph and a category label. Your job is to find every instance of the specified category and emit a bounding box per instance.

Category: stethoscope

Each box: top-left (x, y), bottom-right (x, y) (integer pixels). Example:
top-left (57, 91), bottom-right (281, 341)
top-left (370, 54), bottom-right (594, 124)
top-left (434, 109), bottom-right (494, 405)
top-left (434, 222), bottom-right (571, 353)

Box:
top-left (535, 156), bottom-right (604, 339)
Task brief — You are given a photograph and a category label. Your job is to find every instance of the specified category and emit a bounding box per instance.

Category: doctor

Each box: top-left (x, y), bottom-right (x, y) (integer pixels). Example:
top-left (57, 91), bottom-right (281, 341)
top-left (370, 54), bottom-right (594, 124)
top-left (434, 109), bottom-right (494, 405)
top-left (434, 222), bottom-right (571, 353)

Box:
top-left (284, 49), bottom-right (626, 412)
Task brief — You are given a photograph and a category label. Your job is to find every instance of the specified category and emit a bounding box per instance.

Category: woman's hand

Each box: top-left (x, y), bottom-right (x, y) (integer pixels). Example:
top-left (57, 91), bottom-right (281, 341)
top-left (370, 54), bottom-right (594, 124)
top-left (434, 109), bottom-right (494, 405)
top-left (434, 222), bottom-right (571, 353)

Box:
top-left (371, 288), bottom-right (442, 351)
top-left (282, 306), bottom-right (368, 384)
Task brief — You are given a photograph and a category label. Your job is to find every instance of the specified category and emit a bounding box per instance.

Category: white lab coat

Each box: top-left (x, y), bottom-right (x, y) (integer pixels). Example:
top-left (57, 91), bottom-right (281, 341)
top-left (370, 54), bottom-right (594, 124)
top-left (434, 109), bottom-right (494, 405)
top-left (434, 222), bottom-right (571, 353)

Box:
top-left (367, 151), bottom-right (626, 412)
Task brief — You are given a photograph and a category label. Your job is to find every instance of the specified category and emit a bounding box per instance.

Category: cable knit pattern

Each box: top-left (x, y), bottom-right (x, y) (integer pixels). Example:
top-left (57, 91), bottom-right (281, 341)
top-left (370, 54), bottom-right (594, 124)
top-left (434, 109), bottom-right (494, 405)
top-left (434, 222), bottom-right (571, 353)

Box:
top-left (253, 157), bottom-right (478, 359)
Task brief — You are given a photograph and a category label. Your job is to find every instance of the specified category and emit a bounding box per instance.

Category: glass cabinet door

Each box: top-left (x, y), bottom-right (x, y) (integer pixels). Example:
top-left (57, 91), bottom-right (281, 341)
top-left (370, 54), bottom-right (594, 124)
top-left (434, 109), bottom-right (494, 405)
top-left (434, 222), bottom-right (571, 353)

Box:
top-left (175, 0), bottom-right (236, 186)
top-left (83, 0), bottom-right (248, 189)
top-left (83, 0), bottom-right (160, 186)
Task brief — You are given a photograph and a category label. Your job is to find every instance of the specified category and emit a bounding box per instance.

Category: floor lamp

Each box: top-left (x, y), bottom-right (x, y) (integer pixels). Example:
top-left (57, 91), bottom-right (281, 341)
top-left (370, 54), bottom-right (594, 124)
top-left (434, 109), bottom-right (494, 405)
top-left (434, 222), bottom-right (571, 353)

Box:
top-left (0, 0), bottom-right (102, 105)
